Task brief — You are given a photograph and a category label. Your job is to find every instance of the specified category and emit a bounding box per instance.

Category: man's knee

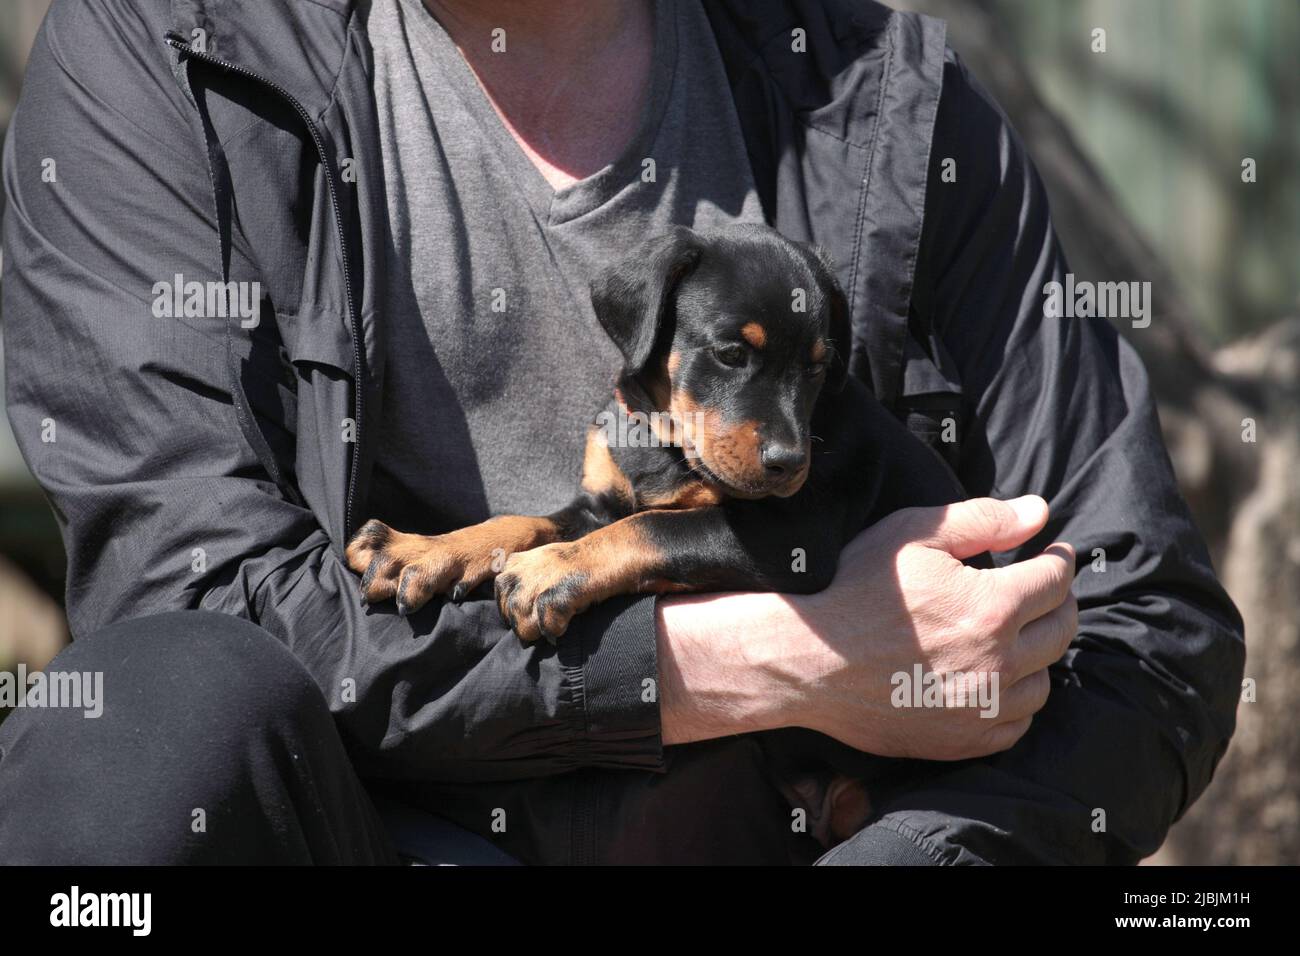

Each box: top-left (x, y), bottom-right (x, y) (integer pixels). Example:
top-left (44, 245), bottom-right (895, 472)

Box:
top-left (0, 610), bottom-right (334, 863)
top-left (6, 609), bottom-right (326, 737)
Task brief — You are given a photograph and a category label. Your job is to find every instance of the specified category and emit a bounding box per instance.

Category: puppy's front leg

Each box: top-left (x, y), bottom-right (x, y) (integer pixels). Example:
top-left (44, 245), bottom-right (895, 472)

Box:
top-left (348, 424), bottom-right (641, 616)
top-left (494, 504), bottom-right (838, 643)
top-left (493, 511), bottom-right (682, 643)
top-left (346, 515), bottom-right (567, 615)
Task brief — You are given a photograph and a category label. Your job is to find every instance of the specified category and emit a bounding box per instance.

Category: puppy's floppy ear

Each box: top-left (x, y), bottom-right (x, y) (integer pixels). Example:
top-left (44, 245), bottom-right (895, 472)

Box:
top-left (809, 246), bottom-right (853, 393)
top-left (825, 280), bottom-right (852, 393)
top-left (590, 225), bottom-right (703, 376)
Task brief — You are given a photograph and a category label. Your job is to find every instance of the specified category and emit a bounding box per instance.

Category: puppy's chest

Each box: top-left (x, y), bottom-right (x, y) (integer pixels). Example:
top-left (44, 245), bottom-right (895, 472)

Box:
top-left (610, 443), bottom-right (728, 513)
top-left (637, 478), bottom-right (727, 511)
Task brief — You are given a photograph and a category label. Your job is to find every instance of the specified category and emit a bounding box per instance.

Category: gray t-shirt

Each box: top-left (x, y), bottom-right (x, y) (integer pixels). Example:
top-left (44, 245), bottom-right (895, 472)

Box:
top-left (366, 0), bottom-right (764, 532)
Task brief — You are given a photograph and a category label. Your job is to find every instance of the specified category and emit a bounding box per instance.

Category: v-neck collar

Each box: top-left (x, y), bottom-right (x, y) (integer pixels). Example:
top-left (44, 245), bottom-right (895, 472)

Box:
top-left (401, 0), bottom-right (679, 225)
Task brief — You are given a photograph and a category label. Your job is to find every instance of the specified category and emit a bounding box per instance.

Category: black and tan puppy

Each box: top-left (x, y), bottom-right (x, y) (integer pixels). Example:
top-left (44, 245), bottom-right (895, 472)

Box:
top-left (348, 224), bottom-right (963, 638)
top-left (347, 224), bottom-right (973, 846)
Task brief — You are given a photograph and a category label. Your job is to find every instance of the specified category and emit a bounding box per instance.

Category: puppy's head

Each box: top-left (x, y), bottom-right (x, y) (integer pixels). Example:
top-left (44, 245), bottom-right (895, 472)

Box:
top-left (591, 224), bottom-right (850, 499)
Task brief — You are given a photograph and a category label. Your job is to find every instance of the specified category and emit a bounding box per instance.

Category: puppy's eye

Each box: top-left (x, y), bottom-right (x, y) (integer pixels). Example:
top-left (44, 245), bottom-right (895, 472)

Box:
top-left (713, 344), bottom-right (746, 367)
top-left (806, 362), bottom-right (829, 379)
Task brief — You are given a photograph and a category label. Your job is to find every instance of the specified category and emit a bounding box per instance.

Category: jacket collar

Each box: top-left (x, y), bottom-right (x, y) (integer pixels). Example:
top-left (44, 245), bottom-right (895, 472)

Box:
top-left (167, 0), bottom-right (360, 120)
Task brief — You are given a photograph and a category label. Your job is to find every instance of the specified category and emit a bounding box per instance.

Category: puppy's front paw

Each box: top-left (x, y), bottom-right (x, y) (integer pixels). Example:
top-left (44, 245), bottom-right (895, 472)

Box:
top-left (493, 544), bottom-right (593, 644)
top-left (346, 519), bottom-right (505, 615)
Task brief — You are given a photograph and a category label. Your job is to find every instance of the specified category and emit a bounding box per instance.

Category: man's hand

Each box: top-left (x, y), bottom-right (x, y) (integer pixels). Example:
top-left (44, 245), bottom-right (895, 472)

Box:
top-left (655, 496), bottom-right (1077, 760)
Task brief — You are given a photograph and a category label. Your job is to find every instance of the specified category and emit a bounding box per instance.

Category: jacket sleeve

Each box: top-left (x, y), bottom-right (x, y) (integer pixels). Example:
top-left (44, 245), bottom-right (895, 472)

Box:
top-left (870, 52), bottom-right (1246, 863)
top-left (1, 0), bottom-right (662, 783)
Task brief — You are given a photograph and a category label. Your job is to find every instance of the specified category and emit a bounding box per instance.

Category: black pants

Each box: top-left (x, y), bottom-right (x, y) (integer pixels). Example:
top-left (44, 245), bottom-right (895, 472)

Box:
top-left (0, 611), bottom-right (937, 865)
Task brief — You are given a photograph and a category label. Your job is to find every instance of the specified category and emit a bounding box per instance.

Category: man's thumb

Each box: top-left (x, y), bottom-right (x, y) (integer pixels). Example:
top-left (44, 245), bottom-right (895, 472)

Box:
top-left (916, 495), bottom-right (1049, 559)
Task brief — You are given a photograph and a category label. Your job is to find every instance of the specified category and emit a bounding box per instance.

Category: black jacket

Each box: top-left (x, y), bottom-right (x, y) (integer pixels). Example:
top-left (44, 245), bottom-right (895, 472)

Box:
top-left (2, 0), bottom-right (1244, 864)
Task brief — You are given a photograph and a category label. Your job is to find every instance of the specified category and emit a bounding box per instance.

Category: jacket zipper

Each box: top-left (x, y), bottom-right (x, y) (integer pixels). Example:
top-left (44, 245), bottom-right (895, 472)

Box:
top-left (165, 34), bottom-right (366, 539)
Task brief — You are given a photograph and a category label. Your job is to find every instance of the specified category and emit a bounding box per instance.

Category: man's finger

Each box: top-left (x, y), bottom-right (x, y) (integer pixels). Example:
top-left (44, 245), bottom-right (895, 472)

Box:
top-left (981, 715), bottom-right (1034, 755)
top-left (993, 668), bottom-right (1051, 723)
top-left (1014, 594), bottom-right (1079, 676)
top-left (911, 495), bottom-right (1049, 560)
top-left (995, 541), bottom-right (1076, 627)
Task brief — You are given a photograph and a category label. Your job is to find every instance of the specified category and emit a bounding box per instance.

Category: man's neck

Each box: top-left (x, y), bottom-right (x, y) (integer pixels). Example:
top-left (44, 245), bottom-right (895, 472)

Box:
top-left (423, 0), bottom-right (656, 189)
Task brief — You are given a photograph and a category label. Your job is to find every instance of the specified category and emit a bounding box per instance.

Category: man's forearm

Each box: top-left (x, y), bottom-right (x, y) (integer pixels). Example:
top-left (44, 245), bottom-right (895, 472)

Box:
top-left (651, 498), bottom-right (1076, 763)
top-left (654, 591), bottom-right (813, 745)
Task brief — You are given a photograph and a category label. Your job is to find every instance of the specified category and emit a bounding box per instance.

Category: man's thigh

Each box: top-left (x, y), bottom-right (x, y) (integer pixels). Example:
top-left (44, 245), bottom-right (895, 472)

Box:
top-left (0, 610), bottom-right (396, 864)
top-left (818, 757), bottom-right (1133, 865)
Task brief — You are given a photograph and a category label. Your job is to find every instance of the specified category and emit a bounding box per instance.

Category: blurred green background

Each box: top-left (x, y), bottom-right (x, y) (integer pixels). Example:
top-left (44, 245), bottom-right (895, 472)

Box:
top-left (1001, 0), bottom-right (1298, 343)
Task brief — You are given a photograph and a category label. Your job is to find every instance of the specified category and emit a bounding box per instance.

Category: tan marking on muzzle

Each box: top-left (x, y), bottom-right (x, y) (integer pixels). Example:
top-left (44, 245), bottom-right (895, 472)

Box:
top-left (670, 388), bottom-right (766, 490)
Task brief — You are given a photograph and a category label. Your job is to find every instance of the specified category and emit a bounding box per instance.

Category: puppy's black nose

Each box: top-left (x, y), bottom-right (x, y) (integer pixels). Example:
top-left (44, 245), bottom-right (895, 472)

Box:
top-left (761, 443), bottom-right (807, 479)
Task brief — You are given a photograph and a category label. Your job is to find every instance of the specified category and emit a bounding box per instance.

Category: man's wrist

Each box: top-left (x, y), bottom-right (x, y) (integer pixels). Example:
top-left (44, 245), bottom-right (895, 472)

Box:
top-left (654, 590), bottom-right (816, 745)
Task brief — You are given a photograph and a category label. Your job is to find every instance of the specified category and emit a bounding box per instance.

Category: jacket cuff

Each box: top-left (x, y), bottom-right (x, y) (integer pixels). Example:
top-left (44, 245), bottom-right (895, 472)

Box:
top-left (558, 593), bottom-right (664, 772)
